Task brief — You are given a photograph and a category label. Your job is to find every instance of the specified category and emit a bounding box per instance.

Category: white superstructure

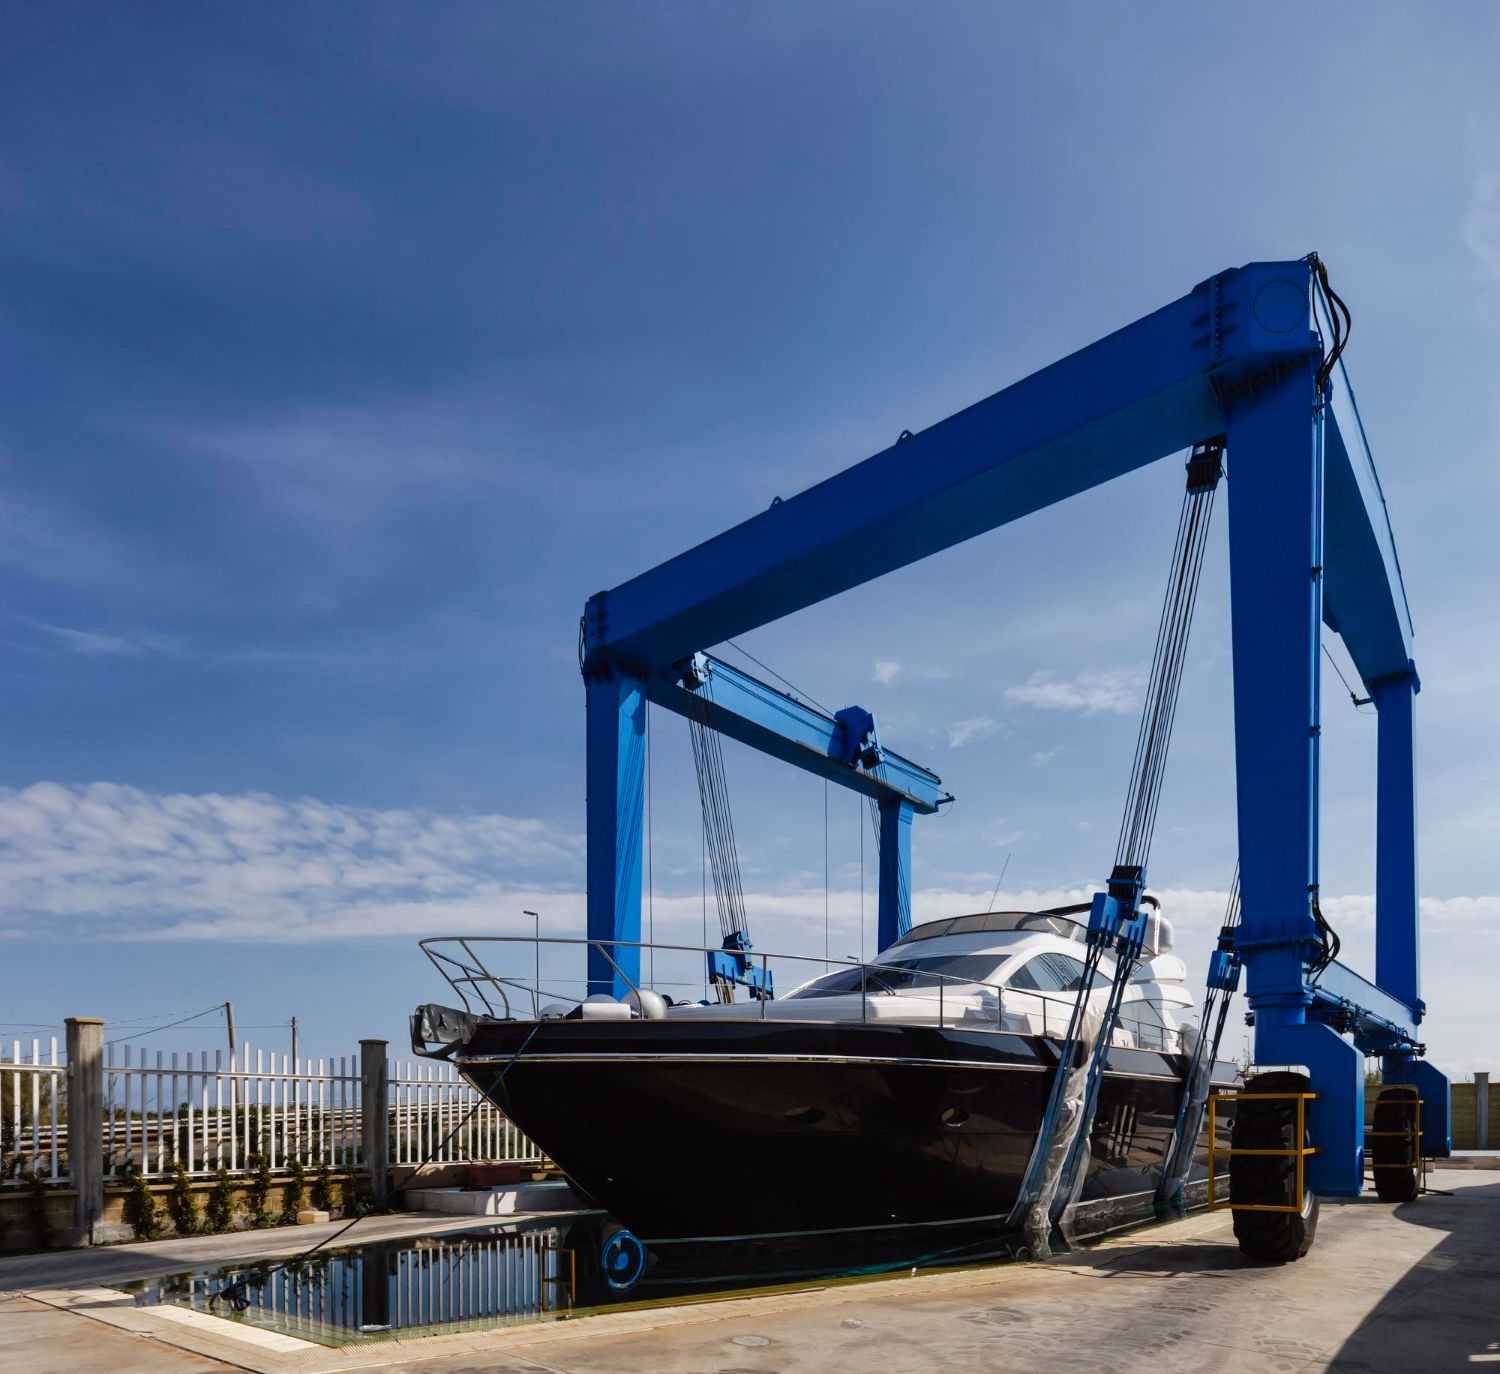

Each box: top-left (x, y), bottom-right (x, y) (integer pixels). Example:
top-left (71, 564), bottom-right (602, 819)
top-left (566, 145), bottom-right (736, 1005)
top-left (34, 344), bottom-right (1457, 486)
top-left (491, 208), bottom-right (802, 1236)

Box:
top-left (666, 907), bottom-right (1199, 1051)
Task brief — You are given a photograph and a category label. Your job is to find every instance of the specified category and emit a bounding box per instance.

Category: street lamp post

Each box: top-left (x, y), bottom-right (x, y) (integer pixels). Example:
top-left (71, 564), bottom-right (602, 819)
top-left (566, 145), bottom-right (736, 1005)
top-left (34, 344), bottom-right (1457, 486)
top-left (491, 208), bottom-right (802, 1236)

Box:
top-left (523, 910), bottom-right (540, 1016)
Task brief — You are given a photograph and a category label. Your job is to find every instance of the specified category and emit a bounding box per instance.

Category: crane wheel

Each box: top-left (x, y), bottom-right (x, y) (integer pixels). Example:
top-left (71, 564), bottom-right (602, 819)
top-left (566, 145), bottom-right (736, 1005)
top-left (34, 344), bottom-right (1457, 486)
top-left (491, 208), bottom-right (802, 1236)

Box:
top-left (1230, 1070), bottom-right (1320, 1263)
top-left (1371, 1087), bottom-right (1421, 1203)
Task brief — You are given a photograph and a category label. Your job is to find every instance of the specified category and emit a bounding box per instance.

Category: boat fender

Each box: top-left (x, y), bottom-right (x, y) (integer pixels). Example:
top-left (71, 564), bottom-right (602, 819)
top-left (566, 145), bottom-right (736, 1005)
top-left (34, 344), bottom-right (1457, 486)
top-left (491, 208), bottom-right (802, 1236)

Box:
top-left (578, 1000), bottom-right (634, 1021)
top-left (625, 989), bottom-right (669, 1020)
top-left (539, 1001), bottom-right (577, 1019)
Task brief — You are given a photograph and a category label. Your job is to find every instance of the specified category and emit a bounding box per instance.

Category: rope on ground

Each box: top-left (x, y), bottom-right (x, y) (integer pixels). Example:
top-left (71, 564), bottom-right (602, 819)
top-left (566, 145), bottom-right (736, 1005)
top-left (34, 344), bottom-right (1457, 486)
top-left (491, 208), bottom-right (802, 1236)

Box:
top-left (210, 1019), bottom-right (545, 1311)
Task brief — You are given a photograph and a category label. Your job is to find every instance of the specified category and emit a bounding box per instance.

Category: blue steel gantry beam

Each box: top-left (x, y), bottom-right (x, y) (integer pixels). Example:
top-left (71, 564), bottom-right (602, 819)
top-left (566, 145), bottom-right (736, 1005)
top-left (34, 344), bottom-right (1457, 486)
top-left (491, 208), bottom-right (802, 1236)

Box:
top-left (646, 652), bottom-right (948, 960)
top-left (581, 258), bottom-right (1449, 1189)
top-left (643, 654), bottom-right (950, 815)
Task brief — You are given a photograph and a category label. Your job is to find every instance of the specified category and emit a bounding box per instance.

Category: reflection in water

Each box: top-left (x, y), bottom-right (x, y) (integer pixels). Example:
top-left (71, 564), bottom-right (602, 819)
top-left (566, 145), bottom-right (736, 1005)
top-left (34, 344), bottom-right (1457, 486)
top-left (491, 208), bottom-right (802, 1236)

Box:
top-left (134, 1224), bottom-right (575, 1343)
top-left (129, 1210), bottom-right (1049, 1346)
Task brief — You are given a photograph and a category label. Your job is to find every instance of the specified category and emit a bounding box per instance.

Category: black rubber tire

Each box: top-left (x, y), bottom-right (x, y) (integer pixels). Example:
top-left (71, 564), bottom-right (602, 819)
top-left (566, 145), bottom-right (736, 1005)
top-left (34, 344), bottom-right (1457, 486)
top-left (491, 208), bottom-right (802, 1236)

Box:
top-left (1231, 1070), bottom-right (1320, 1263)
top-left (1371, 1087), bottom-right (1421, 1203)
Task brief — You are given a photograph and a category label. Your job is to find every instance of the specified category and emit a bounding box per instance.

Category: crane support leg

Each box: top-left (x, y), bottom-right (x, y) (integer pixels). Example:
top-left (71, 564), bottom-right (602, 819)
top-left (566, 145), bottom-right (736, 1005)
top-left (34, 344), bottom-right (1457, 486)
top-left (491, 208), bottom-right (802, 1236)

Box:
top-left (1380, 1053), bottom-right (1451, 1158)
top-left (1369, 668), bottom-right (1450, 1152)
top-left (585, 672), bottom-right (645, 997)
top-left (1226, 362), bottom-right (1363, 1198)
top-left (1374, 669), bottom-right (1421, 1015)
top-left (877, 798), bottom-right (913, 948)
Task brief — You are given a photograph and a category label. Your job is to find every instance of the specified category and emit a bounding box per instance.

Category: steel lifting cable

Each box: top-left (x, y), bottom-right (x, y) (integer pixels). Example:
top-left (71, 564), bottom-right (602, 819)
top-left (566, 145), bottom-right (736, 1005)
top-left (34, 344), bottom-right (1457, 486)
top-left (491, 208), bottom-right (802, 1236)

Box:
top-left (1116, 440), bottom-right (1224, 874)
top-left (684, 679), bottom-right (748, 949)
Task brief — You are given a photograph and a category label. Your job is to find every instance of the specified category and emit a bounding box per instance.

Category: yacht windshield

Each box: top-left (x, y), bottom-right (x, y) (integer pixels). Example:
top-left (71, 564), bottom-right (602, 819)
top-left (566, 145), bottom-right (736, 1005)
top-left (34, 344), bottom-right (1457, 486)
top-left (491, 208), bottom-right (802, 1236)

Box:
top-left (784, 954), bottom-right (1001, 1000)
top-left (889, 910), bottom-right (1087, 948)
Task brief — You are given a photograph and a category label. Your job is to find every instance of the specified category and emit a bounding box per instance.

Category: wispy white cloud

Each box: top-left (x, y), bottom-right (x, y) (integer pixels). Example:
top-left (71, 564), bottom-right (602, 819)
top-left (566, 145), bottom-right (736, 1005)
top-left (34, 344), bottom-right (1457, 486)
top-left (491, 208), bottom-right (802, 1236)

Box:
top-left (0, 782), bottom-right (581, 943)
top-left (1005, 668), bottom-right (1141, 716)
top-left (946, 716), bottom-right (1000, 748)
top-left (162, 394), bottom-right (535, 542)
top-left (873, 659), bottom-right (901, 685)
top-left (0, 490), bottom-right (167, 596)
top-left (1464, 170), bottom-right (1500, 281)
top-left (15, 618), bottom-right (178, 659)
top-left (1029, 747), bottom-right (1060, 767)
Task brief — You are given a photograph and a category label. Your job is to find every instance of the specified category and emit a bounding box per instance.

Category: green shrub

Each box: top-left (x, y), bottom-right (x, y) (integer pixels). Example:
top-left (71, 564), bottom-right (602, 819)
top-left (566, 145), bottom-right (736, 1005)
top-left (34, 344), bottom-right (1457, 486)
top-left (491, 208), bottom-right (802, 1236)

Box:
top-left (245, 1153), bottom-right (273, 1228)
top-left (120, 1161), bottom-right (162, 1241)
top-left (166, 1160), bottom-right (198, 1236)
top-left (205, 1167), bottom-right (236, 1233)
top-left (311, 1158), bottom-right (335, 1213)
top-left (278, 1158), bottom-right (307, 1227)
top-left (26, 1169), bottom-right (53, 1249)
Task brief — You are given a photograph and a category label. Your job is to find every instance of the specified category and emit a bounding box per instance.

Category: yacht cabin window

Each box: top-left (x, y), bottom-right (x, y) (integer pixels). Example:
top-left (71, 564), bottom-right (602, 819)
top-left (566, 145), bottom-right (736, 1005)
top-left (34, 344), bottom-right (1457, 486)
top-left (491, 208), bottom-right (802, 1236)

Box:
top-left (1007, 953), bottom-right (1089, 994)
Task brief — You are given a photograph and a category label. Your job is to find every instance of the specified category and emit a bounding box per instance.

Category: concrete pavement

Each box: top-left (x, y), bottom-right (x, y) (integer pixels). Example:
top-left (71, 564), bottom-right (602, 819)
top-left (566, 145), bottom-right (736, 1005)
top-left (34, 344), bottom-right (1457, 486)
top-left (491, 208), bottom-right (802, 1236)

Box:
top-left (3, 1172), bottom-right (1495, 1373)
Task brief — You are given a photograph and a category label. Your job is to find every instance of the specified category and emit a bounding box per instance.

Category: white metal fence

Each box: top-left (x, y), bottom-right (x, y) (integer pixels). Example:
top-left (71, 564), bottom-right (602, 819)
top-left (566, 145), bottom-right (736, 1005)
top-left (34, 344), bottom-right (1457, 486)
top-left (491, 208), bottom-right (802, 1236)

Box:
top-left (1, 1035), bottom-right (540, 1188)
top-left (390, 1058), bottom-right (535, 1167)
top-left (1, 1038), bottom-right (66, 1184)
top-left (103, 1042), bottom-right (364, 1178)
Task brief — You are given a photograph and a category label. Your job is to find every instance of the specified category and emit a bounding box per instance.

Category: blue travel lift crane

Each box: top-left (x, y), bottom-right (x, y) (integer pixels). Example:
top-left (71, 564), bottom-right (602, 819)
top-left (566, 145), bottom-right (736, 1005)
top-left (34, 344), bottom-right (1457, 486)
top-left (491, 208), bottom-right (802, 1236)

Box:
top-left (579, 256), bottom-right (1451, 1260)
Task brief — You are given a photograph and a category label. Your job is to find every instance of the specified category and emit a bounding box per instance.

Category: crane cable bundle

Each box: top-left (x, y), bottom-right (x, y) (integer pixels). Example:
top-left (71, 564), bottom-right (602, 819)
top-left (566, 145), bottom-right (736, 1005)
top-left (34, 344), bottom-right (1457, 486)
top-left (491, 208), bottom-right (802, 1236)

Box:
top-left (1067, 437), bottom-right (1226, 1184)
top-left (1012, 439), bottom-right (1225, 1249)
top-left (684, 678), bottom-right (750, 1000)
top-left (1115, 438), bottom-right (1224, 876)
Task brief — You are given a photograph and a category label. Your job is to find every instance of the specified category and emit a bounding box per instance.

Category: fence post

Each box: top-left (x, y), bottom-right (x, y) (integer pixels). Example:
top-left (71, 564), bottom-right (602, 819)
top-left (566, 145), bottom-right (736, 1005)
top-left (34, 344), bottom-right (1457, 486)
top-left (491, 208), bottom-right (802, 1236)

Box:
top-left (65, 1017), bottom-right (105, 1247)
top-left (1477, 1072), bottom-right (1490, 1152)
top-left (360, 1039), bottom-right (389, 1199)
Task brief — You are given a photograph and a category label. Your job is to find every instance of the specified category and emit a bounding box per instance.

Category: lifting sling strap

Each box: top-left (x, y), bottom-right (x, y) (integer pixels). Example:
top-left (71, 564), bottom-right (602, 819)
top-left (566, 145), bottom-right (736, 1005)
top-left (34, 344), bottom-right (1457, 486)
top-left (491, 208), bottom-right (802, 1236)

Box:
top-left (1008, 438), bottom-right (1225, 1254)
top-left (1156, 867), bottom-right (1242, 1212)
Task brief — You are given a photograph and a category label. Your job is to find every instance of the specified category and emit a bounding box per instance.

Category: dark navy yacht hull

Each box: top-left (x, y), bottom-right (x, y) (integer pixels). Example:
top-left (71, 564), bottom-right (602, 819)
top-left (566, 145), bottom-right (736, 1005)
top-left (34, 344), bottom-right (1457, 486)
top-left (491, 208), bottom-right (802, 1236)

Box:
top-left (446, 1017), bottom-right (1233, 1245)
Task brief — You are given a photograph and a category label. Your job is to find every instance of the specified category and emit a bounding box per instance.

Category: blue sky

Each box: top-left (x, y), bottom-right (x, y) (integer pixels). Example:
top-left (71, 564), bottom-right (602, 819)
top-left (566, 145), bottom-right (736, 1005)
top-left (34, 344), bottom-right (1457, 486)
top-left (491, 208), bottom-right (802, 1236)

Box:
top-left (1, 3), bottom-right (1497, 1073)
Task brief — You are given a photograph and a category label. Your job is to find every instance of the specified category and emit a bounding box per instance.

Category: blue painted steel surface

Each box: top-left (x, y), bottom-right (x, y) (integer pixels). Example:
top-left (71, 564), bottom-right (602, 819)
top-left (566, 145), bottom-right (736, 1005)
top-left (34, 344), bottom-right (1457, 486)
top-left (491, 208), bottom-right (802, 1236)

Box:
top-left (1374, 669), bottom-right (1422, 1016)
top-left (877, 799), bottom-right (913, 946)
top-left (578, 256), bottom-right (1448, 1185)
top-left (584, 673), bottom-right (645, 998)
top-left (1225, 361), bottom-right (1323, 967)
top-left (1312, 960), bottom-right (1417, 1042)
top-left (1322, 409), bottom-right (1414, 682)
top-left (643, 655), bottom-right (950, 813)
top-left (1382, 1055), bottom-right (1452, 1159)
top-left (706, 930), bottom-right (774, 1000)
top-left (1220, 356), bottom-right (1372, 1194)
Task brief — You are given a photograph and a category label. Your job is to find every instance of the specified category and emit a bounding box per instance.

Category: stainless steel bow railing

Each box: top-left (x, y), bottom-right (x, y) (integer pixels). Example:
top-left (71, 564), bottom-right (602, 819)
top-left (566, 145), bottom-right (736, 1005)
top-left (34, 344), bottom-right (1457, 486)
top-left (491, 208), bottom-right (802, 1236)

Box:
top-left (418, 936), bottom-right (1184, 1052)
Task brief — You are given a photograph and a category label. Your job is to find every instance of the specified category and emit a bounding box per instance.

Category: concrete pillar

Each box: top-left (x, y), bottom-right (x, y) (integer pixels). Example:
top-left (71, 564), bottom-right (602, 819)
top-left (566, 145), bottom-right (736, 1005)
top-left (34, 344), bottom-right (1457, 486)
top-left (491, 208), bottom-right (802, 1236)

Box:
top-left (65, 1017), bottom-right (105, 1247)
top-left (360, 1039), bottom-right (389, 1200)
top-left (1477, 1072), bottom-right (1491, 1151)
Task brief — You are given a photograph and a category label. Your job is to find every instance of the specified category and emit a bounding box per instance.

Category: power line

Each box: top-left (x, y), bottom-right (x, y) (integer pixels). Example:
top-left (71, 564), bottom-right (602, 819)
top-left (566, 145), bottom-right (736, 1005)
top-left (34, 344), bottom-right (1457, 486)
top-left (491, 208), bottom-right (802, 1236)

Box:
top-left (106, 1002), bottom-right (227, 1046)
